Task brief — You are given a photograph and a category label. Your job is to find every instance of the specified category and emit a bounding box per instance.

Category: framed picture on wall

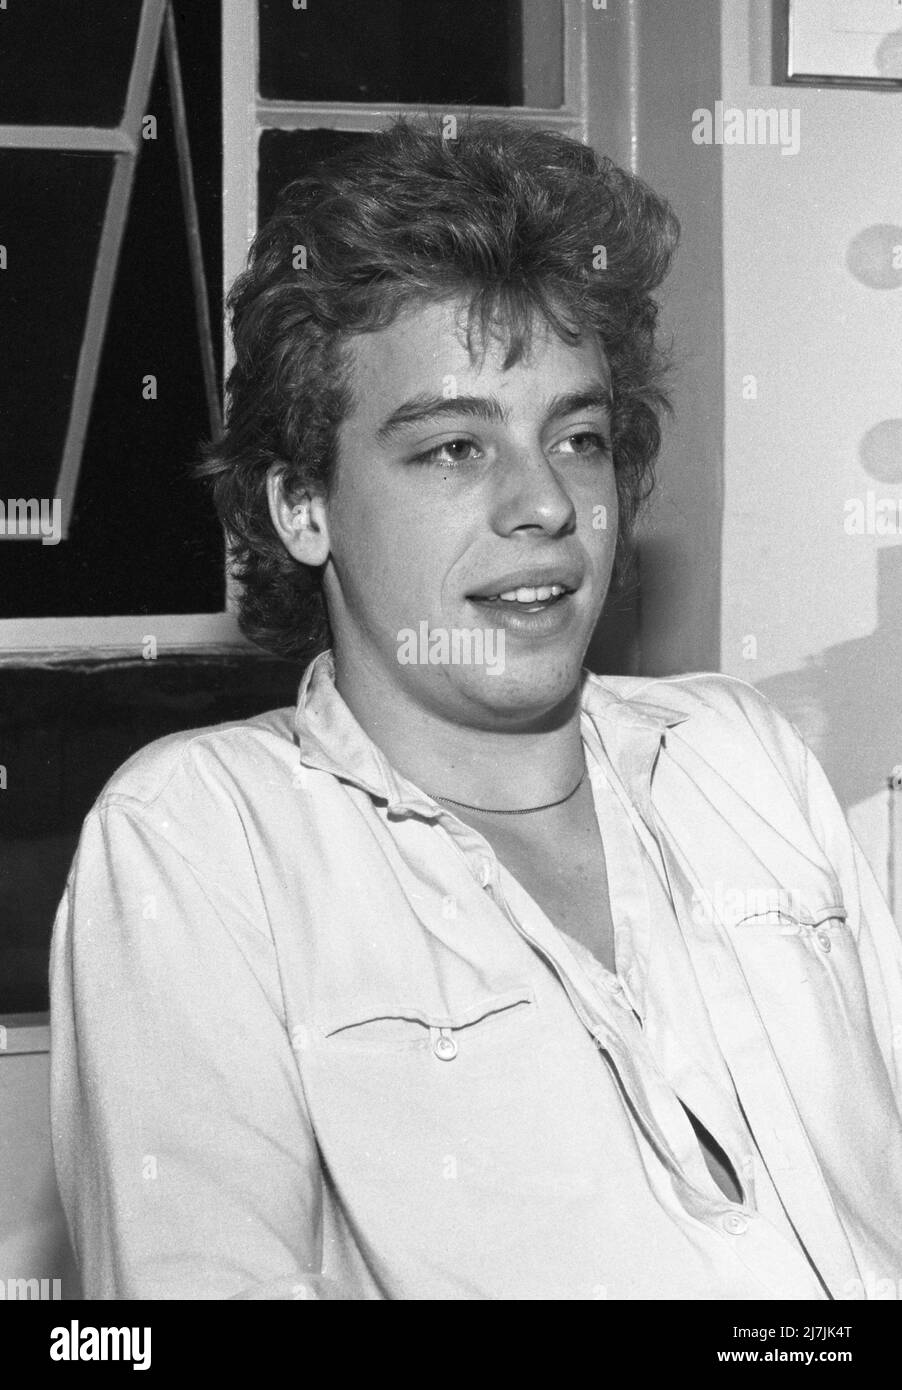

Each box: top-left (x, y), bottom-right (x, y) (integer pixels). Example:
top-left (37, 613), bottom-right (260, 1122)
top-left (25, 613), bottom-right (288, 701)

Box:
top-left (786, 0), bottom-right (902, 85)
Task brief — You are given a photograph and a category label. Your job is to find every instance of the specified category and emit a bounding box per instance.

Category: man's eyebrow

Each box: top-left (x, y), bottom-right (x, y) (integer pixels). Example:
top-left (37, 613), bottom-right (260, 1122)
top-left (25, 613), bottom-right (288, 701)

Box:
top-left (375, 394), bottom-right (508, 444)
top-left (544, 386), bottom-right (613, 423)
top-left (374, 382), bottom-right (613, 445)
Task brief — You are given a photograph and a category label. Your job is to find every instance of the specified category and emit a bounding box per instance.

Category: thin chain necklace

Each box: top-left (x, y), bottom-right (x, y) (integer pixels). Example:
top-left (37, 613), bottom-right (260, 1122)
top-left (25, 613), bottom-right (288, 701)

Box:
top-left (428, 768), bottom-right (586, 816)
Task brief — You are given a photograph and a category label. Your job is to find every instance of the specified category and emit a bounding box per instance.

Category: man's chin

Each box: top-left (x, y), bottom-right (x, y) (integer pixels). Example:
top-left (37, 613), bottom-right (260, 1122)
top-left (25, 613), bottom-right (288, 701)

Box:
top-left (431, 653), bottom-right (586, 730)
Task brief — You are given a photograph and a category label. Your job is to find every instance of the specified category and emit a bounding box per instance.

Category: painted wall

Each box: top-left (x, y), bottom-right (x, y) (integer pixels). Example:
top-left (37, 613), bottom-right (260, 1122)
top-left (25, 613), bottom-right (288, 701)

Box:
top-left (718, 0), bottom-right (902, 889)
top-left (633, 0), bottom-right (726, 677)
top-left (0, 1044), bottom-right (81, 1300)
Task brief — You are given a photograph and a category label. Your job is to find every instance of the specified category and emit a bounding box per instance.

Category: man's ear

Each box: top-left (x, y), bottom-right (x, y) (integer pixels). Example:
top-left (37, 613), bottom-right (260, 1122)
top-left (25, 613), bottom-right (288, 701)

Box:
top-left (266, 467), bottom-right (331, 567)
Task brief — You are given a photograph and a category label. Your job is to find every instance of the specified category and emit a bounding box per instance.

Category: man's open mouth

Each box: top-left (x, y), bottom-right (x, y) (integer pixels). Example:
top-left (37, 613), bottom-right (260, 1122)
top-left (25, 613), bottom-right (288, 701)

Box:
top-left (468, 583), bottom-right (574, 613)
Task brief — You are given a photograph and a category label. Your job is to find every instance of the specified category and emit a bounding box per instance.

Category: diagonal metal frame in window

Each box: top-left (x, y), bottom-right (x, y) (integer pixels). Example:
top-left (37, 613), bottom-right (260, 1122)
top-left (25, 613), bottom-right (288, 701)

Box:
top-left (0, 0), bottom-right (245, 661)
top-left (0, 0), bottom-right (220, 544)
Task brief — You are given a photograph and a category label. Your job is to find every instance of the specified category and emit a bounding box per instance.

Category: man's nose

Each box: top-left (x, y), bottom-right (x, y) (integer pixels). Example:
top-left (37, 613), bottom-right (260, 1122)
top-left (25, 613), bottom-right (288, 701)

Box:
top-left (489, 445), bottom-right (577, 536)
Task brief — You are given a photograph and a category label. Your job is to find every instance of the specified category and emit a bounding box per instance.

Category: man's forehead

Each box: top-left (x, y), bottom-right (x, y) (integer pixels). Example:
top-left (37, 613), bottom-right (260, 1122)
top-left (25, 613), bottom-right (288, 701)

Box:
top-left (344, 297), bottom-right (610, 414)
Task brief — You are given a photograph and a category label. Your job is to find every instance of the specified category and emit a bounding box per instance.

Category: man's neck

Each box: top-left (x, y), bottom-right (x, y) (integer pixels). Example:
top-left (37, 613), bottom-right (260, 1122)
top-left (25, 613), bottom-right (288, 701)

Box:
top-left (332, 646), bottom-right (587, 811)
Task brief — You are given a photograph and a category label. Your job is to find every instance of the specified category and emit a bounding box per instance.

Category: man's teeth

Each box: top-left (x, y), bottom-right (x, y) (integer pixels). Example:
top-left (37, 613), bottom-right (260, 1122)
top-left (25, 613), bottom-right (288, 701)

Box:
top-left (486, 584), bottom-right (567, 603)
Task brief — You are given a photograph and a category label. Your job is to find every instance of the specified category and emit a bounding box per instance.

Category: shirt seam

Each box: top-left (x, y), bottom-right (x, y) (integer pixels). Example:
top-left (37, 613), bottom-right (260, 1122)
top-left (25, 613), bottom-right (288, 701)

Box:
top-left (87, 799), bottom-right (278, 953)
top-left (95, 717), bottom-right (297, 815)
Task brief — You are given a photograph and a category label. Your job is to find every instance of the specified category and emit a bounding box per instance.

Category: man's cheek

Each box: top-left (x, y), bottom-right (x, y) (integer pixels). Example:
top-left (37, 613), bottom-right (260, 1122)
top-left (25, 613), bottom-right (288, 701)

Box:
top-left (585, 492), bottom-right (618, 561)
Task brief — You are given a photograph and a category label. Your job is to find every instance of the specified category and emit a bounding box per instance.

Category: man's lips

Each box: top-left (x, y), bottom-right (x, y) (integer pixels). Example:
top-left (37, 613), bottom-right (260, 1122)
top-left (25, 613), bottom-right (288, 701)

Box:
top-left (468, 586), bottom-right (571, 611)
top-left (465, 566), bottom-right (583, 604)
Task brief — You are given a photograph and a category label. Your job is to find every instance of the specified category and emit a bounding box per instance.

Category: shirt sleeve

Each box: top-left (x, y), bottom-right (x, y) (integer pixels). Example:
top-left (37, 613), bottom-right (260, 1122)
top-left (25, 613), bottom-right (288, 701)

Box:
top-left (801, 740), bottom-right (902, 1099)
top-left (50, 798), bottom-right (335, 1300)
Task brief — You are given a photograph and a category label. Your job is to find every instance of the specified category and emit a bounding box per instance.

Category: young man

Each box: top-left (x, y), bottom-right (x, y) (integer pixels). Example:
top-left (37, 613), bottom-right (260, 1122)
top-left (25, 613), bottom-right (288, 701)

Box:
top-left (51, 118), bottom-right (902, 1300)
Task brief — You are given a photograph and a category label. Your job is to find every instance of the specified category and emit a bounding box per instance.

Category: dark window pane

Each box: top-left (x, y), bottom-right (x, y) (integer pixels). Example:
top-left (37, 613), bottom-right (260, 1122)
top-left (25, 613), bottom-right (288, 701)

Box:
top-left (0, 151), bottom-right (112, 503)
top-left (258, 128), bottom-right (373, 223)
top-left (0, 656), bottom-right (301, 1014)
top-left (0, 0), bottom-right (142, 126)
top-left (0, 3), bottom-right (224, 618)
top-left (258, 0), bottom-right (563, 108)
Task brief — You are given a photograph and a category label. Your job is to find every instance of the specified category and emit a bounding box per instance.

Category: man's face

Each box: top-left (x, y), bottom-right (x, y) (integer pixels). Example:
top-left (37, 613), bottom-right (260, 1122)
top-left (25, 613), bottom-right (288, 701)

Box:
top-left (321, 296), bottom-right (619, 728)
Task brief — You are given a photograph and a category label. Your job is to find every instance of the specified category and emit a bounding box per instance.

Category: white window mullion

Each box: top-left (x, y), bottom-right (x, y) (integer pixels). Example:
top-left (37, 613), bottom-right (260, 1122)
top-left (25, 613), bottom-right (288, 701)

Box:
top-left (222, 0), bottom-right (259, 362)
top-left (0, 613), bottom-right (251, 665)
top-left (256, 102), bottom-right (584, 132)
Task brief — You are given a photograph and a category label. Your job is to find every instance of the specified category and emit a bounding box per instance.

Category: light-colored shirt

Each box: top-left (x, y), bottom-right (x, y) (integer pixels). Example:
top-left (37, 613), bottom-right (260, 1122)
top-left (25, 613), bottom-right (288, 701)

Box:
top-left (50, 651), bottom-right (902, 1299)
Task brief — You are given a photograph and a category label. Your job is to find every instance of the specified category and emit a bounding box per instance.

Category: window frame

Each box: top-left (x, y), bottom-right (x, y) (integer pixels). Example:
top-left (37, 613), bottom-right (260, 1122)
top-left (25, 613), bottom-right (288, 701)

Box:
top-left (0, 0), bottom-right (245, 661)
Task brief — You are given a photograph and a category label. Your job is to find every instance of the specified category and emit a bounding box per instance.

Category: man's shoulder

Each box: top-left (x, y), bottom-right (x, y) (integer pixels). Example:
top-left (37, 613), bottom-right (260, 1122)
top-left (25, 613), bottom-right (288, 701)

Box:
top-left (96, 706), bottom-right (298, 813)
top-left (590, 670), bottom-right (808, 785)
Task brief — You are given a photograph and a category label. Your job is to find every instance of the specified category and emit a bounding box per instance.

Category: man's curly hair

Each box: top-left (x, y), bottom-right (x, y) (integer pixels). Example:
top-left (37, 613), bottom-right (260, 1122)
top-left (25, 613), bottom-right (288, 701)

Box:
top-left (199, 115), bottom-right (679, 662)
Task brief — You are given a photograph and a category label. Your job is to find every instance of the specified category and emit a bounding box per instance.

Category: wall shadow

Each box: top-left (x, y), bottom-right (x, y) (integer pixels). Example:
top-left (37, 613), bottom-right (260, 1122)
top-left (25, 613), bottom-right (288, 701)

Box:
top-left (756, 546), bottom-right (902, 813)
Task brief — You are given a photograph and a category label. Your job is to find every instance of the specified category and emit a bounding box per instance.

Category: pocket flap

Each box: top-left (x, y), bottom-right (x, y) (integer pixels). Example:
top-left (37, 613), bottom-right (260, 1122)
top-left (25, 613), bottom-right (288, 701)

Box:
top-left (699, 883), bottom-right (847, 931)
top-left (322, 985), bottom-right (535, 1039)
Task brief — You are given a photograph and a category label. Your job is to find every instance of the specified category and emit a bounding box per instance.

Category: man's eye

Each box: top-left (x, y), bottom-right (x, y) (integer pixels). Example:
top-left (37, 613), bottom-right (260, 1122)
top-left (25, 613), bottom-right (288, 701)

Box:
top-left (413, 439), bottom-right (481, 466)
top-left (554, 431), bottom-right (610, 458)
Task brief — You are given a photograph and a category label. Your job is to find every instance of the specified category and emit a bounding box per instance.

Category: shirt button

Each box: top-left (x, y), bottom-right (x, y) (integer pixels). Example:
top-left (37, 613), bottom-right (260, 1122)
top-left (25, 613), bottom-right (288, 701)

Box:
top-left (434, 1030), bottom-right (458, 1061)
top-left (815, 931), bottom-right (832, 952)
top-left (477, 861), bottom-right (493, 887)
top-left (721, 1211), bottom-right (749, 1236)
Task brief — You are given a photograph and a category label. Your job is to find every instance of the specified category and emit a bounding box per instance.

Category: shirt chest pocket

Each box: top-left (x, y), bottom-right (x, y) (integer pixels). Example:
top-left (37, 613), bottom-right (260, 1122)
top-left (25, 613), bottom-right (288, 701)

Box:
top-left (711, 889), bottom-right (899, 1156)
top-left (731, 896), bottom-right (850, 960)
top-left (319, 986), bottom-right (536, 1060)
top-left (723, 890), bottom-right (879, 1054)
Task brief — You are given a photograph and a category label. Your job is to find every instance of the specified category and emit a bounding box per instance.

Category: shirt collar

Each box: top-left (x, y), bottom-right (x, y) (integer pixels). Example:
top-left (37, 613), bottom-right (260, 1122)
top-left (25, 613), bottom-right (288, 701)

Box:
top-left (293, 649), bottom-right (689, 817)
